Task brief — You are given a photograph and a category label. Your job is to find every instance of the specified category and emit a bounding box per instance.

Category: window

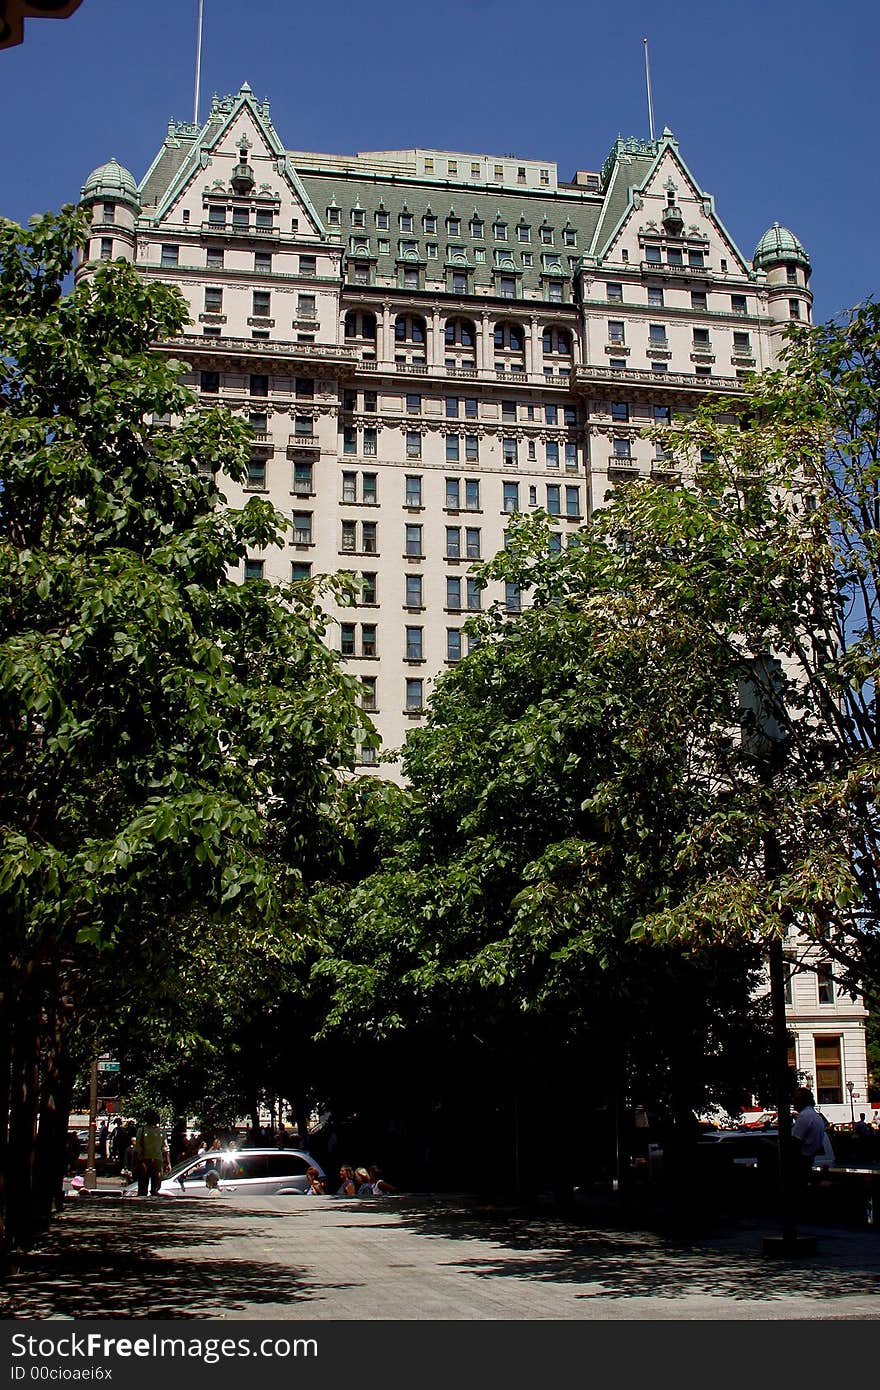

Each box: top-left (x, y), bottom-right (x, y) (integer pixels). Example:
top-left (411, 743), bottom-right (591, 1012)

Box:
top-left (405, 574), bottom-right (423, 608)
top-left (465, 436), bottom-right (479, 462)
top-left (452, 271), bottom-right (468, 294)
top-left (521, 252), bottom-right (532, 266)
top-left (363, 427), bottom-right (377, 457)
top-left (357, 472), bottom-right (374, 505)
top-left (653, 404), bottom-right (671, 423)
top-left (645, 245), bottom-right (662, 264)
top-left (465, 478), bottom-right (480, 509)
top-left (504, 582), bottom-right (521, 613)
top-left (446, 577), bottom-right (462, 610)
top-left (243, 558), bottom-right (265, 583)
top-left (503, 480), bottom-right (520, 512)
top-left (250, 374), bottom-right (269, 397)
top-left (293, 512), bottom-right (312, 544)
top-left (446, 435), bottom-right (460, 463)
top-left (502, 400), bottom-right (517, 423)
top-left (204, 287), bottom-right (223, 313)
top-left (446, 526), bottom-right (461, 559)
top-left (733, 331), bottom-right (751, 352)
top-left (789, 299), bottom-right (801, 319)
top-left (423, 215), bottom-right (437, 233)
top-left (341, 519), bottom-right (356, 551)
top-left (406, 431), bottom-right (422, 460)
top-left (399, 239), bottom-right (418, 257)
top-left (405, 524), bottom-right (423, 557)
top-left (607, 282), bottom-right (623, 303)
top-left (786, 265), bottom-right (798, 285)
top-left (466, 578), bottom-right (481, 611)
top-left (499, 275), bottom-right (516, 299)
top-left (667, 247), bottom-right (683, 266)
top-left (446, 477), bottom-right (460, 509)
top-left (731, 294), bottom-right (747, 314)
top-left (232, 207), bottom-right (249, 229)
top-left (160, 244), bottom-right (179, 267)
top-left (547, 280), bottom-right (564, 304)
top-left (565, 486), bottom-right (580, 517)
top-left (688, 250), bottom-right (705, 268)
top-left (340, 622), bottom-right (356, 656)
top-left (361, 676), bottom-right (377, 710)
top-left (291, 562), bottom-right (312, 583)
top-left (470, 219), bottom-right (484, 238)
top-left (246, 457), bottom-right (266, 489)
top-left (364, 391), bottom-right (377, 412)
top-left (405, 678), bottom-right (424, 711)
top-left (200, 371), bottom-right (219, 393)
top-left (503, 438), bottom-right (518, 466)
top-left (465, 397), bottom-right (478, 418)
top-left (405, 475), bottom-right (422, 507)
top-left (648, 286), bottom-right (664, 307)
top-left (297, 293), bottom-right (316, 319)
top-left (817, 962), bottom-right (835, 1004)
top-left (613, 438), bottom-right (632, 459)
top-left (406, 393), bottom-right (421, 414)
top-left (693, 327), bottom-right (711, 347)
top-left (465, 527), bottom-right (481, 559)
top-left (611, 402), bottom-right (629, 423)
top-left (206, 247), bottom-right (224, 269)
top-left (518, 224), bottom-right (531, 243)
top-left (609, 359), bottom-right (627, 372)
top-left (375, 209), bottom-right (389, 229)
top-left (299, 254), bottom-right (316, 275)
top-left (362, 522), bottom-right (377, 554)
top-left (545, 441), bottom-right (559, 469)
top-left (446, 629), bottom-right (462, 663)
top-left (256, 208), bottom-right (274, 230)
top-left (292, 460), bottom-right (312, 494)
top-left (565, 443), bottom-right (578, 471)
top-left (399, 212), bottom-right (413, 232)
top-left (649, 324), bottom-right (667, 346)
top-left (493, 221), bottom-right (508, 240)
top-left (815, 1036), bottom-right (842, 1105)
top-left (208, 205), bottom-right (226, 226)
top-left (102, 200), bottom-right (115, 223)
top-left (405, 627), bottom-right (424, 661)
top-left (361, 623), bottom-right (377, 656)
top-left (255, 250), bottom-right (272, 274)
top-left (351, 208), bottom-right (365, 227)
top-left (564, 228), bottom-right (576, 247)
top-left (361, 572), bottom-right (377, 605)
top-left (608, 320), bottom-right (625, 345)
top-left (471, 162), bottom-right (481, 178)
top-left (540, 226), bottom-right (553, 245)
top-left (691, 290), bottom-right (707, 311)
top-left (446, 397), bottom-right (459, 419)
top-left (327, 206), bottom-right (341, 225)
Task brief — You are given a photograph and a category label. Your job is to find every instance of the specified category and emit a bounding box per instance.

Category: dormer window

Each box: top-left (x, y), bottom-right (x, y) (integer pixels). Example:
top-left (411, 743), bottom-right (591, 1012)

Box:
top-left (375, 209), bottom-right (389, 229)
top-left (352, 208), bottom-right (365, 227)
top-left (327, 206), bottom-right (341, 224)
top-left (400, 212), bottom-right (413, 231)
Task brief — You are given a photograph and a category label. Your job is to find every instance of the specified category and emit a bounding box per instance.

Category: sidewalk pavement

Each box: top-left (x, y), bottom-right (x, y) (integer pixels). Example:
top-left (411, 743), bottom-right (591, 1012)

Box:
top-left (3, 1194), bottom-right (879, 1321)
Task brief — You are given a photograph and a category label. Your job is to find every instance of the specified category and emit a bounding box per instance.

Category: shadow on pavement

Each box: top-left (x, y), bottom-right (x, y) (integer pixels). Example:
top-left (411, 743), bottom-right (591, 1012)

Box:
top-left (2, 1199), bottom-right (354, 1319)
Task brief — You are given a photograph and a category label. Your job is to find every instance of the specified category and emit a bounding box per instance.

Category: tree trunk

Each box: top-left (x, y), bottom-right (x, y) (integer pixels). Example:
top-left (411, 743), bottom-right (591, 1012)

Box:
top-left (6, 980), bottom-right (42, 1249)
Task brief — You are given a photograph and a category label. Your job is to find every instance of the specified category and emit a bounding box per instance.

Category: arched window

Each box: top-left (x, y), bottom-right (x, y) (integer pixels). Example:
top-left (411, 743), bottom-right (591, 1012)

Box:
top-left (494, 322), bottom-right (524, 352)
top-left (444, 317), bottom-right (476, 348)
top-left (395, 313), bottom-right (427, 344)
top-left (542, 326), bottom-right (572, 356)
top-left (345, 309), bottom-right (377, 340)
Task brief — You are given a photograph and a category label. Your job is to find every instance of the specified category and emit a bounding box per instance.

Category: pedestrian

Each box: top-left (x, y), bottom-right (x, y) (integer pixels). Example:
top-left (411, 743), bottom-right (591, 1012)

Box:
top-left (305, 1166), bottom-right (324, 1194)
top-left (791, 1088), bottom-right (828, 1182)
top-left (135, 1109), bottom-right (171, 1196)
top-left (369, 1165), bottom-right (395, 1195)
top-left (355, 1167), bottom-right (374, 1196)
top-left (97, 1119), bottom-right (108, 1160)
top-left (335, 1165), bottom-right (357, 1197)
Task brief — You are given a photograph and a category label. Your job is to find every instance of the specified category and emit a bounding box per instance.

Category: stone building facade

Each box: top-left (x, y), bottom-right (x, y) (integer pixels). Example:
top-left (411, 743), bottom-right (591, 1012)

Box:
top-left (76, 83), bottom-right (869, 1123)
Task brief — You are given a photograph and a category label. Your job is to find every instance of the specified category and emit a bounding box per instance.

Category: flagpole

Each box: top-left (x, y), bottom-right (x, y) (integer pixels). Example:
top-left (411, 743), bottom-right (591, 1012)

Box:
top-left (643, 37), bottom-right (656, 142)
top-left (194, 0), bottom-right (204, 127)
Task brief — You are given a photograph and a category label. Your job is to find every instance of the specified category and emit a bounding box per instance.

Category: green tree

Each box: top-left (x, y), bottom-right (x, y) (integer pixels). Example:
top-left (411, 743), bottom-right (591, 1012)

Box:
top-left (0, 209), bottom-right (374, 1246)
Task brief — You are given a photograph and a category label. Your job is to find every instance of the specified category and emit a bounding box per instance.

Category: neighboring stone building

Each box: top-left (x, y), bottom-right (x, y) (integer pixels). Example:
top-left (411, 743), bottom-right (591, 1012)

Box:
top-left (76, 83), bottom-right (869, 1122)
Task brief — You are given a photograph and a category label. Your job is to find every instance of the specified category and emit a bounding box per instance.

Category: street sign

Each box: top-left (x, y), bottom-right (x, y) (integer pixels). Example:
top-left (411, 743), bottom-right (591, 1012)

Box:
top-left (98, 1061), bottom-right (121, 1072)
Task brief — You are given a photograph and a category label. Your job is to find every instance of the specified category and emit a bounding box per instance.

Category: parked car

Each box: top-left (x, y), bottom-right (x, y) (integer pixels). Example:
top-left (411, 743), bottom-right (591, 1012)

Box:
top-left (697, 1128), bottom-right (834, 1167)
top-left (122, 1148), bottom-right (325, 1198)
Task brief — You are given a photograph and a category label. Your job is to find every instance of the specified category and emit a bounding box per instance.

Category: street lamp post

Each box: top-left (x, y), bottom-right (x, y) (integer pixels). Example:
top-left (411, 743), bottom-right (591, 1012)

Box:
top-left (847, 1079), bottom-right (856, 1127)
top-left (83, 1057), bottom-right (98, 1190)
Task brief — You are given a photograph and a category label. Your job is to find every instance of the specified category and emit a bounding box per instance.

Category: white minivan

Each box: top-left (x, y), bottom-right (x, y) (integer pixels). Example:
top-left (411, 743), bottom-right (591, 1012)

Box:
top-left (123, 1148), bottom-right (325, 1198)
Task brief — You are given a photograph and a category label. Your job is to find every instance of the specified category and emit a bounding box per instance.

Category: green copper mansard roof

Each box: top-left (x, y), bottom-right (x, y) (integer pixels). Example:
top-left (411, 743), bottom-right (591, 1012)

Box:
top-left (81, 158), bottom-right (140, 207)
top-left (753, 222), bottom-right (811, 272)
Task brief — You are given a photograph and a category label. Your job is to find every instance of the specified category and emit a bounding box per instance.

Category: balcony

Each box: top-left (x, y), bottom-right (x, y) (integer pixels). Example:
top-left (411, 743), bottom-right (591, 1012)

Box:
top-left (201, 221), bottom-right (281, 241)
top-left (287, 433), bottom-right (320, 451)
top-left (574, 364), bottom-right (742, 394)
top-left (607, 455), bottom-right (641, 476)
top-left (640, 260), bottom-right (710, 279)
top-left (158, 334), bottom-right (358, 366)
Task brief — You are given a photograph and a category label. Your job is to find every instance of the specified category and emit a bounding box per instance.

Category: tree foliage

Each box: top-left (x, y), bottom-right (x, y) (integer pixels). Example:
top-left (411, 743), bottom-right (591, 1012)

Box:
top-left (0, 208), bottom-right (373, 1245)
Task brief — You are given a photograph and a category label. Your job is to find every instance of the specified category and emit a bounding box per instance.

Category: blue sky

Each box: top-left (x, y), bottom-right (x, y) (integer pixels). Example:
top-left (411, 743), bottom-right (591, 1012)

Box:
top-left (1, 0), bottom-right (875, 322)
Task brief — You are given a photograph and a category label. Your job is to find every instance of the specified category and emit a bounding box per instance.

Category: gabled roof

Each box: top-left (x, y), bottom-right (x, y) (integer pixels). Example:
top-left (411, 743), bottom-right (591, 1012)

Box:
top-left (140, 83), bottom-right (325, 236)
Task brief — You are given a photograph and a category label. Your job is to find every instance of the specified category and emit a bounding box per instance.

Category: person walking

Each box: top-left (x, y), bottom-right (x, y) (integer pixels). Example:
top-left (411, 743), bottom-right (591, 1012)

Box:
top-left (135, 1110), bottom-right (171, 1196)
top-left (791, 1088), bottom-right (827, 1184)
